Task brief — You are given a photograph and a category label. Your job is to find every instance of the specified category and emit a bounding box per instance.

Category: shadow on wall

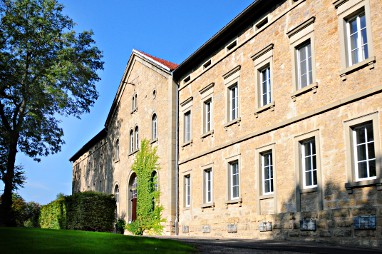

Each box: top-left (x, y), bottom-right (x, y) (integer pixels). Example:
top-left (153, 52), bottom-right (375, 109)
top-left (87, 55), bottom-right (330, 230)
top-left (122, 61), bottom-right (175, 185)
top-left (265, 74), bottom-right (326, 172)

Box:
top-left (265, 180), bottom-right (381, 247)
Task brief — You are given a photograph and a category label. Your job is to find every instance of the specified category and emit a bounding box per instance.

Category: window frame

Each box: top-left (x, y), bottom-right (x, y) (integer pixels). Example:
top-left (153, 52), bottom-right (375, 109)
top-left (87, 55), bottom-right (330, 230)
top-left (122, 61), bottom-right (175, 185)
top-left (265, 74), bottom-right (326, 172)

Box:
top-left (223, 66), bottom-right (241, 126)
top-left (252, 44), bottom-right (275, 115)
top-left (115, 139), bottom-right (120, 162)
top-left (129, 129), bottom-right (134, 153)
top-left (184, 110), bottom-right (192, 143)
top-left (226, 158), bottom-right (240, 202)
top-left (152, 113), bottom-right (158, 141)
top-left (261, 150), bottom-right (274, 195)
top-left (203, 168), bottom-right (213, 205)
top-left (287, 17), bottom-right (317, 98)
top-left (135, 126), bottom-right (139, 151)
top-left (335, 0), bottom-right (374, 77)
top-left (184, 174), bottom-right (191, 208)
top-left (344, 112), bottom-right (381, 193)
top-left (203, 98), bottom-right (212, 134)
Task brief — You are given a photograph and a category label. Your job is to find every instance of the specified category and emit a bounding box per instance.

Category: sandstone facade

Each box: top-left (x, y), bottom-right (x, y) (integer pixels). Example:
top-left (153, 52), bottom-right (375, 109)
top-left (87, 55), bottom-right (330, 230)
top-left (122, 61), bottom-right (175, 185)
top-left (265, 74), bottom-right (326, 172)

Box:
top-left (71, 0), bottom-right (382, 247)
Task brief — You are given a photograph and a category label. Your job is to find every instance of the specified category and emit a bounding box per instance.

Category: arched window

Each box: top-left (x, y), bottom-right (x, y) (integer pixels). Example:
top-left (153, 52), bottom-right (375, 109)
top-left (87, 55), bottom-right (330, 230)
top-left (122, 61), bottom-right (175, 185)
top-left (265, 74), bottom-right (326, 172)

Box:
top-left (152, 114), bottom-right (157, 140)
top-left (115, 139), bottom-right (119, 161)
top-left (128, 173), bottom-right (138, 222)
top-left (114, 185), bottom-right (120, 203)
top-left (130, 129), bottom-right (134, 153)
top-left (135, 126), bottom-right (139, 150)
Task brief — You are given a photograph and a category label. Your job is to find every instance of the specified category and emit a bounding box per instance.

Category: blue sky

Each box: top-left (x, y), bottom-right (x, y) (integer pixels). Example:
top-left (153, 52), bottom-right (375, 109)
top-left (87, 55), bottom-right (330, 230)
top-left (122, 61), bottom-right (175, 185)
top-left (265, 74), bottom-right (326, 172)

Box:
top-left (11, 0), bottom-right (255, 204)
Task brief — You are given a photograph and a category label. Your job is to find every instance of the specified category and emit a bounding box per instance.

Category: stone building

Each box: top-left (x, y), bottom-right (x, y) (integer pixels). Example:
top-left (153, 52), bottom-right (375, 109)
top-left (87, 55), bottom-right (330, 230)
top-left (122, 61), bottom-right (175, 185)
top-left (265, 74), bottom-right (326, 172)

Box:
top-left (69, 49), bottom-right (178, 234)
top-left (71, 0), bottom-right (382, 247)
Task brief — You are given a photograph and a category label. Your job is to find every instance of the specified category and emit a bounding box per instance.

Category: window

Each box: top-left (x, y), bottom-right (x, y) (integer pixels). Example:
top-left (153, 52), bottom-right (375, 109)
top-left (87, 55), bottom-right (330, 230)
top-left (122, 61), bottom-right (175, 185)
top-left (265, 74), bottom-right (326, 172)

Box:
top-left (203, 169), bottom-right (213, 204)
top-left (228, 83), bottom-right (238, 121)
top-left (135, 126), bottom-right (139, 150)
top-left (260, 65), bottom-right (272, 106)
top-left (296, 41), bottom-right (312, 89)
top-left (203, 99), bottom-right (212, 133)
top-left (229, 160), bottom-right (240, 200)
top-left (130, 130), bottom-right (134, 153)
top-left (184, 175), bottom-right (191, 207)
top-left (261, 151), bottom-right (273, 195)
top-left (152, 114), bottom-right (157, 140)
top-left (226, 39), bottom-right (237, 52)
top-left (184, 111), bottom-right (191, 143)
top-left (300, 138), bottom-right (317, 188)
top-left (287, 17), bottom-right (316, 94)
top-left (114, 185), bottom-right (119, 203)
top-left (334, 0), bottom-right (374, 74)
top-left (346, 11), bottom-right (368, 66)
top-left (344, 113), bottom-right (380, 193)
top-left (115, 139), bottom-right (119, 161)
top-left (352, 122), bottom-right (376, 181)
top-left (132, 93), bottom-right (137, 112)
top-left (203, 59), bottom-right (212, 69)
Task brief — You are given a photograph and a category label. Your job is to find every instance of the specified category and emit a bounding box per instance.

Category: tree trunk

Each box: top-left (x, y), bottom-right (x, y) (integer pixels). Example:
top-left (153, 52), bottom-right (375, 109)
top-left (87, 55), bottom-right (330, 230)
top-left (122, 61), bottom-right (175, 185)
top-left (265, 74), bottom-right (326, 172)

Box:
top-left (0, 136), bottom-right (18, 226)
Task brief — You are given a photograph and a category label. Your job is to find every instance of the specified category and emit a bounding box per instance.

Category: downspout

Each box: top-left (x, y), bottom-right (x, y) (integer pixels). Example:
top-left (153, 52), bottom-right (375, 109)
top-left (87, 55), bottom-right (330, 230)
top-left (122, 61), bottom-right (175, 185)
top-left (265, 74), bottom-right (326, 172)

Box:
top-left (174, 80), bottom-right (180, 235)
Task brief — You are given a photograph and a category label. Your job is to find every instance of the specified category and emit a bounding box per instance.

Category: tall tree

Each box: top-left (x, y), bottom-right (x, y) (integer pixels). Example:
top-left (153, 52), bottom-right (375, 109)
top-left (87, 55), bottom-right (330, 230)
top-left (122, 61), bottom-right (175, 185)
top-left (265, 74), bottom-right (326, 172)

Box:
top-left (0, 0), bottom-right (103, 225)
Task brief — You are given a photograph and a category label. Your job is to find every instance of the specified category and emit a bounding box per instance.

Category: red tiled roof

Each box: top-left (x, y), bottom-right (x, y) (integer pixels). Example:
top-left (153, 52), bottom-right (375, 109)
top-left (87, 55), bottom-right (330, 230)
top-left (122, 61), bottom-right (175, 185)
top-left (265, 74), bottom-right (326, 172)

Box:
top-left (136, 50), bottom-right (178, 71)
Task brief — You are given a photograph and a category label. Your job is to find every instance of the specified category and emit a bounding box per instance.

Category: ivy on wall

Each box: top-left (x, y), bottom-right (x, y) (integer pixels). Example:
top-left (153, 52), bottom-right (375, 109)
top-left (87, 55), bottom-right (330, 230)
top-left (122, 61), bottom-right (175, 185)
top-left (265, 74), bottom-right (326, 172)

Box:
top-left (126, 139), bottom-right (164, 235)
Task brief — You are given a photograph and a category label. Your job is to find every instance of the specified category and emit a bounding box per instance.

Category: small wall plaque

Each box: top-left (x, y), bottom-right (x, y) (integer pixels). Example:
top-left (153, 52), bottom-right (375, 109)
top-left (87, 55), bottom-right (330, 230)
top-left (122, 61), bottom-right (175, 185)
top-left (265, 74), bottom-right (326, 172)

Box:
top-left (202, 225), bottom-right (211, 233)
top-left (182, 225), bottom-right (189, 233)
top-left (227, 223), bottom-right (237, 233)
top-left (354, 216), bottom-right (376, 230)
top-left (300, 219), bottom-right (316, 231)
top-left (259, 222), bottom-right (272, 232)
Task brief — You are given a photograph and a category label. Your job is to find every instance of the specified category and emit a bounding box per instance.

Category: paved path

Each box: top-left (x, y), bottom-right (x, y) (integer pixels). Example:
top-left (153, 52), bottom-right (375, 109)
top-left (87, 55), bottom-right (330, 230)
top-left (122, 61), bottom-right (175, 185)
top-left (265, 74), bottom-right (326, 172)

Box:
top-left (160, 237), bottom-right (382, 253)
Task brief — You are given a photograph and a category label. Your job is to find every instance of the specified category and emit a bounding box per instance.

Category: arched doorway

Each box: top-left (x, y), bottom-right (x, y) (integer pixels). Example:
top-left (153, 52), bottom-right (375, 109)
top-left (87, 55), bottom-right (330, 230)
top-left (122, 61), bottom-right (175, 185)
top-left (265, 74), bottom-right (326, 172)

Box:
top-left (128, 173), bottom-right (137, 222)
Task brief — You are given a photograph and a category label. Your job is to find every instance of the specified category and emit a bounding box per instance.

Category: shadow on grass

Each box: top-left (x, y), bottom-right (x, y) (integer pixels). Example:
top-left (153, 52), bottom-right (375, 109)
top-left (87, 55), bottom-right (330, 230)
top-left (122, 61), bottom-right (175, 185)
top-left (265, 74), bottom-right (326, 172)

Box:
top-left (0, 227), bottom-right (195, 254)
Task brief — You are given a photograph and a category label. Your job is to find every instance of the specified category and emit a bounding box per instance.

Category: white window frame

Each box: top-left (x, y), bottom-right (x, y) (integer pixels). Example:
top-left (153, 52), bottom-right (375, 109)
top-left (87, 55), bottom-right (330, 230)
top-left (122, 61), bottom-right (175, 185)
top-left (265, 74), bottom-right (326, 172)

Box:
top-left (130, 129), bottom-right (134, 153)
top-left (203, 99), bottom-right (212, 134)
top-left (229, 83), bottom-right (239, 122)
top-left (184, 174), bottom-right (191, 208)
top-left (259, 65), bottom-right (272, 106)
top-left (184, 111), bottom-right (191, 143)
top-left (261, 151), bottom-right (274, 195)
top-left (229, 160), bottom-right (240, 200)
top-left (296, 41), bottom-right (313, 89)
top-left (132, 93), bottom-right (138, 112)
top-left (352, 122), bottom-right (376, 181)
top-left (152, 113), bottom-right (158, 141)
top-left (346, 11), bottom-right (368, 66)
top-left (300, 138), bottom-right (317, 189)
top-left (135, 126), bottom-right (139, 151)
top-left (203, 169), bottom-right (213, 204)
top-left (115, 139), bottom-right (119, 161)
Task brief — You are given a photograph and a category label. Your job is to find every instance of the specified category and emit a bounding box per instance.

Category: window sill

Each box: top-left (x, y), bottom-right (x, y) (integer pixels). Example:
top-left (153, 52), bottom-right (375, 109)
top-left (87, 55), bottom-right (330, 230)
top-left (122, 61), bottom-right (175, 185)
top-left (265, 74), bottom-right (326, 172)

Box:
top-left (340, 56), bottom-right (376, 81)
top-left (184, 206), bottom-right (191, 211)
top-left (291, 82), bottom-right (318, 101)
top-left (300, 186), bottom-right (318, 194)
top-left (224, 117), bottom-right (241, 128)
top-left (254, 101), bottom-right (275, 118)
top-left (201, 202), bottom-right (215, 210)
top-left (201, 130), bottom-right (214, 139)
top-left (114, 159), bottom-right (120, 163)
top-left (150, 138), bottom-right (158, 144)
top-left (345, 178), bottom-right (382, 194)
top-left (259, 193), bottom-right (274, 200)
top-left (131, 107), bottom-right (138, 114)
top-left (182, 140), bottom-right (193, 148)
top-left (128, 150), bottom-right (138, 156)
top-left (225, 197), bottom-right (242, 207)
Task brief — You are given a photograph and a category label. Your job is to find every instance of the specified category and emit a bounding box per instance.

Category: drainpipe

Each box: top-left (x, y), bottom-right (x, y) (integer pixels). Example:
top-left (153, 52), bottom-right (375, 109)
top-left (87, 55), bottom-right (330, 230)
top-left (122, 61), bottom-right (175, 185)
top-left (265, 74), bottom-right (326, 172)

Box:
top-left (174, 80), bottom-right (180, 235)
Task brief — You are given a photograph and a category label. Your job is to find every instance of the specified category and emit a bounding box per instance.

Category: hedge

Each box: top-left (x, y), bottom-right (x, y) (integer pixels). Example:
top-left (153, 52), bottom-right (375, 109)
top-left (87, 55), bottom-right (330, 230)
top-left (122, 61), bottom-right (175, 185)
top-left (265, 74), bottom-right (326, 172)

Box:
top-left (39, 191), bottom-right (116, 232)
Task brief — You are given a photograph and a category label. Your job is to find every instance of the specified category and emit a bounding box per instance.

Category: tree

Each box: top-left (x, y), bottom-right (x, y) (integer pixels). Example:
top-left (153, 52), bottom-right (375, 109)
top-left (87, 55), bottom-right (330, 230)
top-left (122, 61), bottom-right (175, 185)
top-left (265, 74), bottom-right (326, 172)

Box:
top-left (0, 0), bottom-right (103, 226)
top-left (126, 139), bottom-right (164, 235)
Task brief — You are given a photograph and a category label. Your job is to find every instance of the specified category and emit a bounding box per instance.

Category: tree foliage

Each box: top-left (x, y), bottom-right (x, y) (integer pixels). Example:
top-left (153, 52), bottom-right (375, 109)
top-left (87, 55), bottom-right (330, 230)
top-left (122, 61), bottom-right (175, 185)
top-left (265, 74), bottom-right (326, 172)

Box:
top-left (0, 0), bottom-right (103, 226)
top-left (126, 139), bottom-right (164, 235)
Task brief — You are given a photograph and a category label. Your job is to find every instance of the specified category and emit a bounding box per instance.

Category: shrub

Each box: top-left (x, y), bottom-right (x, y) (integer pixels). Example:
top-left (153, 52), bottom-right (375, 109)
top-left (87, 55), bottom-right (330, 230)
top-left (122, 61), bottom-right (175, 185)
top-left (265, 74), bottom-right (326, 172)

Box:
top-left (39, 196), bottom-right (66, 229)
top-left (115, 218), bottom-right (126, 234)
top-left (66, 191), bottom-right (116, 232)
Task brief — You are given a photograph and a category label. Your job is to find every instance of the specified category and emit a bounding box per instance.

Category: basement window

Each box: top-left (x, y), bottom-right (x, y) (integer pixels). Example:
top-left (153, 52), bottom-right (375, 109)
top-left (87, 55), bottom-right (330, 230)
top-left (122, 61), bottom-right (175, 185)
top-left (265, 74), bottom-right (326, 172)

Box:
top-left (226, 40), bottom-right (238, 52)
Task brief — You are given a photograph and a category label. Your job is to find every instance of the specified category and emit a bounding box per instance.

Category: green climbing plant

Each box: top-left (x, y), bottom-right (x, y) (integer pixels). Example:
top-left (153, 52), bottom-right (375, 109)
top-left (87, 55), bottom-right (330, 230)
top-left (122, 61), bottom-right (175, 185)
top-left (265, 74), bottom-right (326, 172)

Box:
top-left (126, 139), bottom-right (164, 235)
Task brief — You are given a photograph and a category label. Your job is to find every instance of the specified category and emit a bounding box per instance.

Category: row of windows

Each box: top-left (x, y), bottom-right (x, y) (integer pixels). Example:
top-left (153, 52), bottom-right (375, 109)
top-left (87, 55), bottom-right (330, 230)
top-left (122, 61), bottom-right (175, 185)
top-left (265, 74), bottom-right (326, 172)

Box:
top-left (184, 120), bottom-right (377, 207)
top-left (183, 2), bottom-right (373, 143)
top-left (114, 114), bottom-right (158, 160)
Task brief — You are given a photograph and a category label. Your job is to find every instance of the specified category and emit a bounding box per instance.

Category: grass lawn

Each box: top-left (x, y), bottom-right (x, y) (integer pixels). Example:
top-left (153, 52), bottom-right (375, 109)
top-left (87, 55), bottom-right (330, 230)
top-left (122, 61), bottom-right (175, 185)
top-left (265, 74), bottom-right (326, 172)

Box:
top-left (0, 227), bottom-right (195, 254)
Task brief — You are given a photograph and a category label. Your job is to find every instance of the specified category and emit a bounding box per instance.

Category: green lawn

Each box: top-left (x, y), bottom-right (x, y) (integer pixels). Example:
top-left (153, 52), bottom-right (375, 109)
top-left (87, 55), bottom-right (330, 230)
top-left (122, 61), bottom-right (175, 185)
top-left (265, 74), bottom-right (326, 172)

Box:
top-left (0, 227), bottom-right (195, 254)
